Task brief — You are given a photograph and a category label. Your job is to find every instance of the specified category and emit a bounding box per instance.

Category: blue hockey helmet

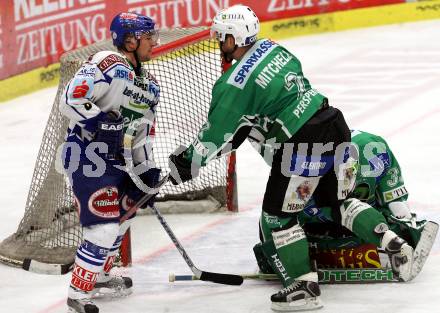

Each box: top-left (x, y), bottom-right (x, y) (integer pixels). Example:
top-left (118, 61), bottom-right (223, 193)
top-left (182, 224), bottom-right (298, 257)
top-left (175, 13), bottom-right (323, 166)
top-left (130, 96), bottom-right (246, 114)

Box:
top-left (110, 12), bottom-right (158, 48)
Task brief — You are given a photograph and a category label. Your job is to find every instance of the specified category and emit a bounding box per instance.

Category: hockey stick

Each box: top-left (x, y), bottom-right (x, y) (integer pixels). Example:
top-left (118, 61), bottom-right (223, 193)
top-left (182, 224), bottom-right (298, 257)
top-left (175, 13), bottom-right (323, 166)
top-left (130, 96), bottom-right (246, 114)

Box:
top-left (169, 268), bottom-right (398, 284)
top-left (122, 175), bottom-right (243, 285)
top-left (148, 197), bottom-right (243, 286)
top-left (119, 174), bottom-right (170, 223)
top-left (123, 128), bottom-right (242, 285)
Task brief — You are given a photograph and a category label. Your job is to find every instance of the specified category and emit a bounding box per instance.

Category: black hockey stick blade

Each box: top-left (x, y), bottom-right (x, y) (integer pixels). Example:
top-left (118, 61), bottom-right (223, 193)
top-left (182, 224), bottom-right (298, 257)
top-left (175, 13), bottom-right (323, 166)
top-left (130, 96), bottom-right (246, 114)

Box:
top-left (199, 271), bottom-right (244, 285)
top-left (22, 258), bottom-right (73, 275)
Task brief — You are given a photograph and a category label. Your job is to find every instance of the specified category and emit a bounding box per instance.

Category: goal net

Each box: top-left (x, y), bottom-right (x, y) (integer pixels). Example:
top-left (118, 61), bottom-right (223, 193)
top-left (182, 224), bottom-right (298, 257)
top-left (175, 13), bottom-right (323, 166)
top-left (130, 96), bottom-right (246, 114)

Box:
top-left (0, 27), bottom-right (237, 269)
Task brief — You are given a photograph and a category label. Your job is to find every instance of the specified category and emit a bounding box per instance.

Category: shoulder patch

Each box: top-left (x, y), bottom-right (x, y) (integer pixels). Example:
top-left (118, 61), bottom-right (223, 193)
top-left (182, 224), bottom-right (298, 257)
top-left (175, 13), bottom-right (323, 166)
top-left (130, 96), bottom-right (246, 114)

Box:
top-left (98, 54), bottom-right (128, 72)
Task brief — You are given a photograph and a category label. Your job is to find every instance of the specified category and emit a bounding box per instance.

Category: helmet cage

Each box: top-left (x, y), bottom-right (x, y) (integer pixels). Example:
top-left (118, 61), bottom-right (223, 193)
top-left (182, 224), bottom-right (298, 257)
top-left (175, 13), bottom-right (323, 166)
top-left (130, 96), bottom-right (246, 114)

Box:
top-left (134, 25), bottom-right (160, 45)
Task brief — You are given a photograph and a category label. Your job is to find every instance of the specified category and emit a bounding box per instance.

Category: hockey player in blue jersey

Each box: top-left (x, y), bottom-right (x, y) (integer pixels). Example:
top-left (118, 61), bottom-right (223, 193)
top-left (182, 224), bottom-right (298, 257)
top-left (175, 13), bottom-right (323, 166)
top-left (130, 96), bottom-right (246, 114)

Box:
top-left (60, 12), bottom-right (161, 313)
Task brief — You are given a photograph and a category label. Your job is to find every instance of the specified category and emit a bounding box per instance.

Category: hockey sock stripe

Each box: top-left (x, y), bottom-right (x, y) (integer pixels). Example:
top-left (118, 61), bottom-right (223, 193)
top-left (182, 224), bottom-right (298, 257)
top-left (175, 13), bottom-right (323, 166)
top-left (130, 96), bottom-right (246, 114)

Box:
top-left (76, 251), bottom-right (106, 267)
top-left (77, 246), bottom-right (107, 262)
top-left (76, 240), bottom-right (109, 267)
top-left (80, 240), bottom-right (109, 259)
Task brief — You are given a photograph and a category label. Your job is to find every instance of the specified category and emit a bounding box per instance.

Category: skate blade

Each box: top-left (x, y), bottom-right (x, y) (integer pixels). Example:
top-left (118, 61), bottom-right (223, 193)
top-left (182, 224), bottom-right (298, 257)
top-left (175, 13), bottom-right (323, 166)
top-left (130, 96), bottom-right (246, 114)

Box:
top-left (410, 221), bottom-right (439, 280)
top-left (91, 287), bottom-right (133, 300)
top-left (271, 297), bottom-right (323, 312)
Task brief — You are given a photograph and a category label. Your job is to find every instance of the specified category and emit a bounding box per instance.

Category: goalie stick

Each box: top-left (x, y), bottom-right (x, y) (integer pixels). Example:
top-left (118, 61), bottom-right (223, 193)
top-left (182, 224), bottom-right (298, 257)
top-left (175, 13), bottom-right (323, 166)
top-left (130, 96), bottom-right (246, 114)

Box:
top-left (169, 268), bottom-right (399, 284)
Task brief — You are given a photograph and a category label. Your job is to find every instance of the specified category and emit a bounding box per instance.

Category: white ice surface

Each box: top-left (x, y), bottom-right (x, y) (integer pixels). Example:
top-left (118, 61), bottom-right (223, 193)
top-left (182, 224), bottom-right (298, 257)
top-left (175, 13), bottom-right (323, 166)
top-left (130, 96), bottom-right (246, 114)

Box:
top-left (0, 19), bottom-right (439, 313)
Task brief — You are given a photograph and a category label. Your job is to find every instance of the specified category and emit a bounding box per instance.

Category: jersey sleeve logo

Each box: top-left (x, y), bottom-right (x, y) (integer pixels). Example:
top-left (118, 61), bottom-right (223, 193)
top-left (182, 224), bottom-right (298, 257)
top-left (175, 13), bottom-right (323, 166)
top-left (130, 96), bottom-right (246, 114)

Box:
top-left (382, 185), bottom-right (408, 202)
top-left (71, 79), bottom-right (92, 99)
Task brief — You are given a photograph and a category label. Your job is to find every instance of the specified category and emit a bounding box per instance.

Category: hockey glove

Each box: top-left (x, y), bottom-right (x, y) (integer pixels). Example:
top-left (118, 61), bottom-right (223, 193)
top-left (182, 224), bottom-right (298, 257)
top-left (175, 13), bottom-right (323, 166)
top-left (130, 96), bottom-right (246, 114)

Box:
top-left (94, 111), bottom-right (124, 160)
top-left (168, 148), bottom-right (199, 185)
top-left (388, 201), bottom-right (412, 220)
top-left (123, 168), bottom-right (161, 208)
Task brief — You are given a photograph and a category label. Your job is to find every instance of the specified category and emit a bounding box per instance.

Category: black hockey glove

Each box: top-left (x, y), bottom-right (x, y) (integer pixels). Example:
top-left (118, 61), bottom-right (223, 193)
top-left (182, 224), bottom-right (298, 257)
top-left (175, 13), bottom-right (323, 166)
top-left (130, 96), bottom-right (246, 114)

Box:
top-left (168, 147), bottom-right (199, 185)
top-left (123, 168), bottom-right (161, 208)
top-left (94, 111), bottom-right (124, 160)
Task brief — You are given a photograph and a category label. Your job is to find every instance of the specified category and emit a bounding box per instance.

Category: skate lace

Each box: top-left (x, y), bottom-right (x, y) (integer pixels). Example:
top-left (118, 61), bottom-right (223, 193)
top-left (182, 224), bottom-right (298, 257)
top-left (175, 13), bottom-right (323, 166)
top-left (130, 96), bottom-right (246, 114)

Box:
top-left (279, 281), bottom-right (302, 295)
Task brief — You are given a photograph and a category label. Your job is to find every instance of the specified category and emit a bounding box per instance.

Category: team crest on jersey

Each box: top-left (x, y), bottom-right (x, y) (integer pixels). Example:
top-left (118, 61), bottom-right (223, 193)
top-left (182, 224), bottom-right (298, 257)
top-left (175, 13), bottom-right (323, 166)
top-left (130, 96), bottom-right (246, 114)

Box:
top-left (88, 187), bottom-right (120, 218)
top-left (282, 178), bottom-right (318, 213)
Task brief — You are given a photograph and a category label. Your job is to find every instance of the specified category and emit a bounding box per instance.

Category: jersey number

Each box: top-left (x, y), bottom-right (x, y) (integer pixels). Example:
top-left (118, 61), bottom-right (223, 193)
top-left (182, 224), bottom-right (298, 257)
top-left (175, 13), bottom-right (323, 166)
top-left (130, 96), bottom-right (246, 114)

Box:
top-left (284, 72), bottom-right (306, 96)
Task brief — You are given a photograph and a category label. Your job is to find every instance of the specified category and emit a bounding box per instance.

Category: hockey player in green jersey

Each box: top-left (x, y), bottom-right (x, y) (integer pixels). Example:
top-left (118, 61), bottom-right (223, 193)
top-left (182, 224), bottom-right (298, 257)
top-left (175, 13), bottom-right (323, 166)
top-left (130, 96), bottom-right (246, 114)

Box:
top-left (168, 5), bottom-right (414, 311)
top-left (299, 131), bottom-right (438, 278)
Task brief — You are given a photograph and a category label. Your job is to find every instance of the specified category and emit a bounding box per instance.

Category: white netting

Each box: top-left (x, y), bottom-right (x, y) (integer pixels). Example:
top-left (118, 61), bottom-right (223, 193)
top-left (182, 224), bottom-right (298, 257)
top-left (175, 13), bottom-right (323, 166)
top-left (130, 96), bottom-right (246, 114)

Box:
top-left (0, 27), bottom-right (234, 267)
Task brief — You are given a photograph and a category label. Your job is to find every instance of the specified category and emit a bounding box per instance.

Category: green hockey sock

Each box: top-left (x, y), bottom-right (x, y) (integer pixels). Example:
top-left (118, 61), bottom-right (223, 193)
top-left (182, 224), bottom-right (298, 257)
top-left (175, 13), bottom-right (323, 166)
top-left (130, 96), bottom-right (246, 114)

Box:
top-left (341, 198), bottom-right (388, 246)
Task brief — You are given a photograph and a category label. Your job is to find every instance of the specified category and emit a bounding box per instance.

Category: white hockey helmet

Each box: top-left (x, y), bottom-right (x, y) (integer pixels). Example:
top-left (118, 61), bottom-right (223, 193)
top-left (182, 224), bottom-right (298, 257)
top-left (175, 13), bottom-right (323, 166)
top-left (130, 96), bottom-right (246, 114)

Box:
top-left (211, 5), bottom-right (260, 47)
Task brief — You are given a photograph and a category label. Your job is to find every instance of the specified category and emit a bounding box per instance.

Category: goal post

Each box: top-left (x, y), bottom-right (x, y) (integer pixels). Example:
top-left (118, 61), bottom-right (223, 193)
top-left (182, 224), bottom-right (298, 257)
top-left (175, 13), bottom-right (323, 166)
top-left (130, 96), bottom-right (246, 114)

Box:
top-left (0, 26), bottom-right (238, 271)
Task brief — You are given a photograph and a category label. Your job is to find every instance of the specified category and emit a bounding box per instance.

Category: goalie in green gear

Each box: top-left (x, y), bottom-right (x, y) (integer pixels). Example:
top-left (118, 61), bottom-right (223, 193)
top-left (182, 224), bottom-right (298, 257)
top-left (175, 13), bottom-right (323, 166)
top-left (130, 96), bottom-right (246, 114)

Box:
top-left (254, 130), bottom-right (438, 283)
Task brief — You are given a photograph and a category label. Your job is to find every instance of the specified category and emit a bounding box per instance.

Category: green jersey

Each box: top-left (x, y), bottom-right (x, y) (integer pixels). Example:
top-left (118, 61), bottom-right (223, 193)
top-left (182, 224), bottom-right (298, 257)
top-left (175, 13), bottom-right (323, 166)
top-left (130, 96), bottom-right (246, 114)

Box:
top-left (351, 130), bottom-right (408, 208)
top-left (183, 38), bottom-right (327, 166)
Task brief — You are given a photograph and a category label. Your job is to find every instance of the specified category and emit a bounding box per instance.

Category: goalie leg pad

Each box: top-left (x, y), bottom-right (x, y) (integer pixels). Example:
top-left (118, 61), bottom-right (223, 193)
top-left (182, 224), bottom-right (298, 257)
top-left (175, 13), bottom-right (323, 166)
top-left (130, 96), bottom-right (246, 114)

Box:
top-left (410, 221), bottom-right (439, 280)
top-left (253, 242), bottom-right (275, 274)
top-left (386, 213), bottom-right (426, 248)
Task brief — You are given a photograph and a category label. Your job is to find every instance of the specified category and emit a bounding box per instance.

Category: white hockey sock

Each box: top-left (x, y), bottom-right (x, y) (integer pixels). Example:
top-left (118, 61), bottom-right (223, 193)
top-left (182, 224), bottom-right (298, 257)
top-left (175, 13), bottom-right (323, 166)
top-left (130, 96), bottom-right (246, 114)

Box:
top-left (98, 220), bottom-right (132, 283)
top-left (296, 271), bottom-right (319, 283)
top-left (68, 223), bottom-right (119, 298)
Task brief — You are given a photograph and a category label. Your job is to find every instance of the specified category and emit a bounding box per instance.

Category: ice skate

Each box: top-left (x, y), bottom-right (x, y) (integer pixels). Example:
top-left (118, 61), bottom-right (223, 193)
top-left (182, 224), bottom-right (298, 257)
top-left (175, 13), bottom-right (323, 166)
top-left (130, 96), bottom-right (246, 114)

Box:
top-left (67, 287), bottom-right (99, 313)
top-left (384, 234), bottom-right (414, 281)
top-left (67, 297), bottom-right (99, 313)
top-left (271, 280), bottom-right (323, 312)
top-left (92, 273), bottom-right (133, 299)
